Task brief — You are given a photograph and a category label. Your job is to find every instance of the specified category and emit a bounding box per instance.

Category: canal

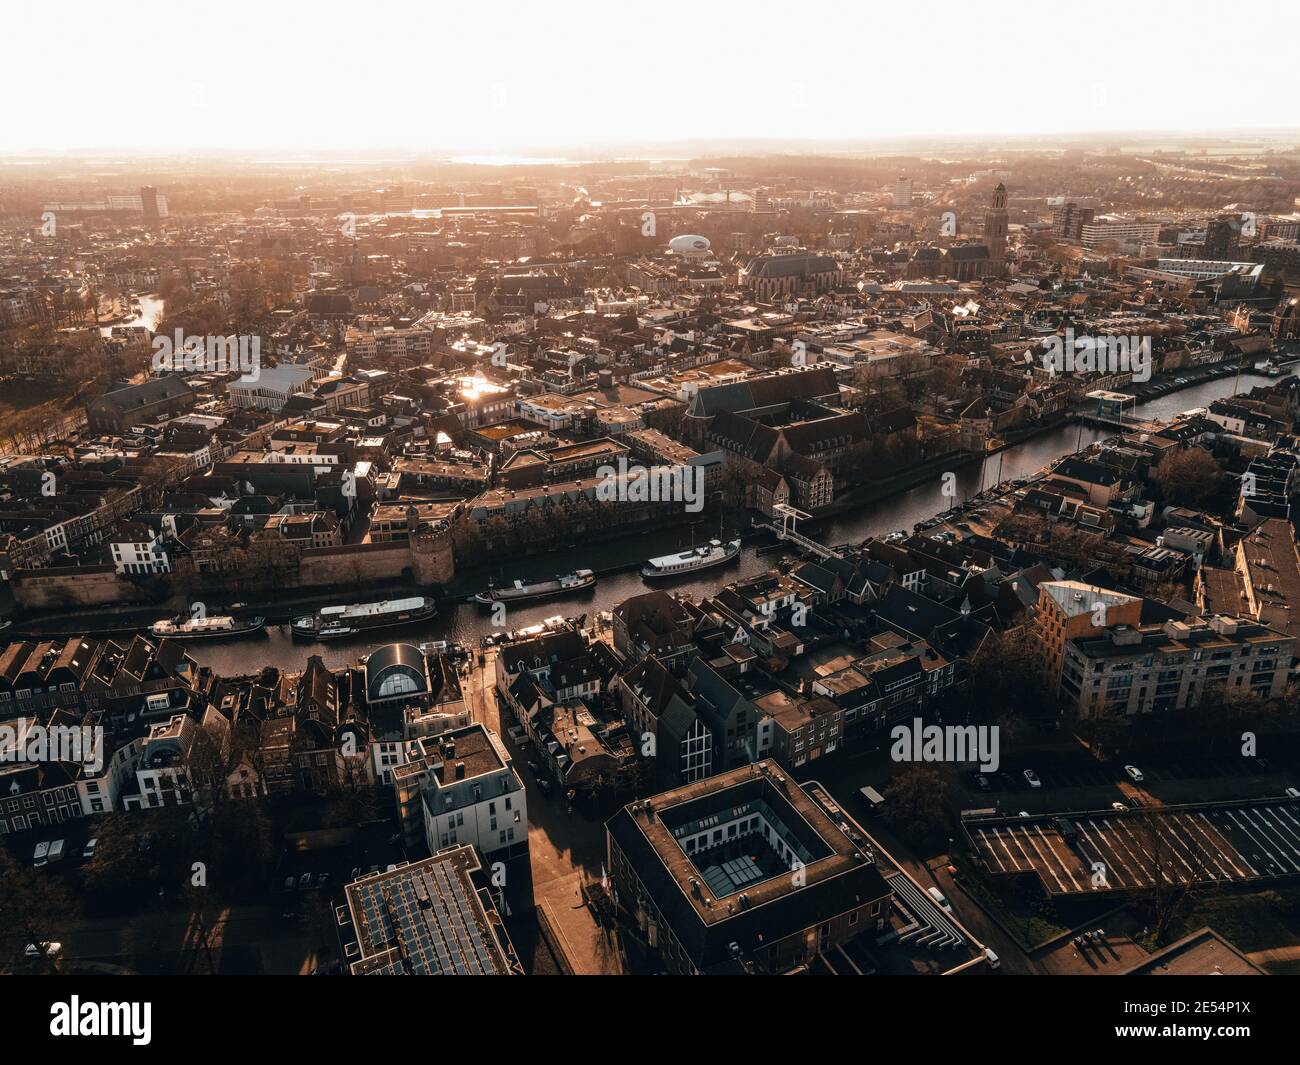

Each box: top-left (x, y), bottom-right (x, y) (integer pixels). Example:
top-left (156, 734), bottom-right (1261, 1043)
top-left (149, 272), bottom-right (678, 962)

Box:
top-left (99, 293), bottom-right (165, 336)
top-left (184, 369), bottom-right (1275, 673)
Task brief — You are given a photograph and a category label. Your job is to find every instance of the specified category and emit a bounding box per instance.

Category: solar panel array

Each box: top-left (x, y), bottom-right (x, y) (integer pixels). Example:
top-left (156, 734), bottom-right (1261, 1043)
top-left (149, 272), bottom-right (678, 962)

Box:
top-left (352, 857), bottom-right (503, 975)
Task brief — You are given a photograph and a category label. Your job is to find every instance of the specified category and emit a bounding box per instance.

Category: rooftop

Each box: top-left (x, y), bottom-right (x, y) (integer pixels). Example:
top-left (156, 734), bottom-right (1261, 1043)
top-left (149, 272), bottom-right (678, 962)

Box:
top-left (341, 846), bottom-right (522, 975)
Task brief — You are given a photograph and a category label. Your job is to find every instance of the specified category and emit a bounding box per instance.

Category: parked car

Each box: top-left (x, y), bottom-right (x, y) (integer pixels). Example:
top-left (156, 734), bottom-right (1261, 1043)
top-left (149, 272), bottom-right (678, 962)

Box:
top-left (82, 838), bottom-right (98, 859)
top-left (1023, 769), bottom-right (1041, 788)
top-left (26, 942), bottom-right (61, 958)
top-left (975, 774), bottom-right (991, 791)
top-left (984, 947), bottom-right (1001, 970)
top-left (1286, 787), bottom-right (1300, 799)
top-left (297, 873), bottom-right (312, 890)
top-left (1111, 802), bottom-right (1128, 811)
top-left (283, 876), bottom-right (296, 891)
top-left (926, 886), bottom-right (953, 913)
top-left (1124, 765), bottom-right (1144, 782)
top-left (33, 842), bottom-right (50, 868)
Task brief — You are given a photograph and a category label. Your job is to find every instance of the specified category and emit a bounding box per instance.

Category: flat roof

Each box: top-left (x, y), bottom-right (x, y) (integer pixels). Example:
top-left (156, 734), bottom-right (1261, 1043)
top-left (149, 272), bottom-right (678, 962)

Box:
top-left (1121, 927), bottom-right (1264, 975)
top-left (343, 846), bottom-right (521, 975)
top-left (615, 762), bottom-right (875, 925)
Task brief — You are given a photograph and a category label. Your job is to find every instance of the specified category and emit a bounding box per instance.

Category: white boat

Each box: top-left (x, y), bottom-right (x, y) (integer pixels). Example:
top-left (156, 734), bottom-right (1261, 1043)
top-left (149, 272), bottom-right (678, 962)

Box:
top-left (150, 615), bottom-right (265, 640)
top-left (292, 596), bottom-right (436, 641)
top-left (419, 640), bottom-right (468, 658)
top-left (641, 538), bottom-right (741, 580)
top-left (472, 569), bottom-right (596, 605)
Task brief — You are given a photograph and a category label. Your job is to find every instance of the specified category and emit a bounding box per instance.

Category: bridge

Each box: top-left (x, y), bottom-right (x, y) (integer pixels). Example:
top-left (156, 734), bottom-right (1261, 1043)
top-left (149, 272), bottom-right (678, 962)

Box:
top-left (755, 503), bottom-right (839, 561)
top-left (1076, 389), bottom-right (1165, 434)
top-left (1075, 411), bottom-right (1165, 433)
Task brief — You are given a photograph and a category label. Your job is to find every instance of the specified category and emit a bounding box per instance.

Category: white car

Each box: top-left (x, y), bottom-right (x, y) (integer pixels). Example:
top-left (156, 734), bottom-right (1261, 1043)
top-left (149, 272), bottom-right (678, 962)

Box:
top-left (1111, 802), bottom-right (1128, 811)
top-left (926, 886), bottom-right (953, 913)
top-left (984, 947), bottom-right (1001, 969)
top-left (82, 838), bottom-right (98, 859)
top-left (1124, 765), bottom-right (1144, 782)
top-left (1286, 787), bottom-right (1300, 799)
top-left (1023, 769), bottom-right (1041, 788)
top-left (25, 942), bottom-right (61, 958)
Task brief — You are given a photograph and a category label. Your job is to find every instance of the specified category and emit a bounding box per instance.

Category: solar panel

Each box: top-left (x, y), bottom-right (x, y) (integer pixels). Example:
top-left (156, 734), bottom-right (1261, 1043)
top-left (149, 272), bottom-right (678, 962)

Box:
top-left (347, 853), bottom-right (510, 975)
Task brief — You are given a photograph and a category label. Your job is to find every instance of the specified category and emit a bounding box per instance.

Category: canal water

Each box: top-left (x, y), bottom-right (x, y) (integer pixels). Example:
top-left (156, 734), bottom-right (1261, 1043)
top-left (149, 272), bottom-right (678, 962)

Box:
top-left (185, 370), bottom-right (1275, 673)
top-left (99, 294), bottom-right (165, 336)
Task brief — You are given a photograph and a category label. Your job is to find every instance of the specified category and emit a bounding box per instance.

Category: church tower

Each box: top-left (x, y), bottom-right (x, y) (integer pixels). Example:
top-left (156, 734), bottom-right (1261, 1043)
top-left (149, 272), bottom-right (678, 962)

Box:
top-left (984, 182), bottom-right (1008, 276)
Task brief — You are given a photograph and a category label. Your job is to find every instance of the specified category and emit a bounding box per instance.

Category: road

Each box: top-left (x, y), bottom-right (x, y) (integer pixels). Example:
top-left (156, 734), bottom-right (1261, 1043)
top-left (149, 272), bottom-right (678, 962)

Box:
top-left (2, 900), bottom-right (324, 976)
top-left (471, 647), bottom-right (624, 974)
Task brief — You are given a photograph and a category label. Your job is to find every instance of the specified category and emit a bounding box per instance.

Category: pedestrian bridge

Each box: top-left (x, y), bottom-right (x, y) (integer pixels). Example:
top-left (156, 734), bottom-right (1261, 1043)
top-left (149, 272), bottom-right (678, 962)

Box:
top-left (757, 503), bottom-right (838, 561)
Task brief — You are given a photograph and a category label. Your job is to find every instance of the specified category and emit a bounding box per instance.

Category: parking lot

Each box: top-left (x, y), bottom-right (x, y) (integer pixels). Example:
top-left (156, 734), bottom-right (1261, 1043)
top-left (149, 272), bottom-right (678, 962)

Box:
top-left (273, 819), bottom-right (407, 900)
top-left (966, 797), bottom-right (1300, 895)
top-left (967, 755), bottom-right (1276, 796)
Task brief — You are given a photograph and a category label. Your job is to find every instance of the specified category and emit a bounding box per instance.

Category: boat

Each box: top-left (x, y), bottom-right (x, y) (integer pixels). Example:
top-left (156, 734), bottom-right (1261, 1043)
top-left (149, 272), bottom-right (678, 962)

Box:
top-left (419, 640), bottom-right (468, 659)
top-left (472, 569), bottom-right (595, 605)
top-left (291, 596), bottom-right (436, 641)
top-left (1258, 357), bottom-right (1300, 377)
top-left (479, 614), bottom-right (574, 649)
top-left (150, 614), bottom-right (265, 640)
top-left (641, 538), bottom-right (741, 580)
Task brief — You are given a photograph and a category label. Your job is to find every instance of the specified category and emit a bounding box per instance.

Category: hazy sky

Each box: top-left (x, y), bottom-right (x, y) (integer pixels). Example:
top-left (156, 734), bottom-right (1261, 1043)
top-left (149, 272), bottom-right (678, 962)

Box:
top-left (5, 0), bottom-right (1298, 154)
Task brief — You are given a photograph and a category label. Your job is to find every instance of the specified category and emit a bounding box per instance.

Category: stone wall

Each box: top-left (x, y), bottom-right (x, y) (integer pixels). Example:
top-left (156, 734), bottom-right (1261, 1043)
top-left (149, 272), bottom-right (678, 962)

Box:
top-left (292, 526), bottom-right (454, 590)
top-left (11, 524), bottom-right (456, 614)
top-left (13, 565), bottom-right (146, 610)
top-left (295, 541), bottom-right (412, 588)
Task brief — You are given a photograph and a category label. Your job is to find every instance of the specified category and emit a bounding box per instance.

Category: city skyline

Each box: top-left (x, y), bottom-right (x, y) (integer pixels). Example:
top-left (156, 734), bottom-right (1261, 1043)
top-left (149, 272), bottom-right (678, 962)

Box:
top-left (5, 0), bottom-right (1300, 154)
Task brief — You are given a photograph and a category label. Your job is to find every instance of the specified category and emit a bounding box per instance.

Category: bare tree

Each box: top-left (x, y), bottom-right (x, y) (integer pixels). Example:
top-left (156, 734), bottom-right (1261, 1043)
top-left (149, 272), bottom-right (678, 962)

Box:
top-left (0, 846), bottom-right (74, 973)
top-left (1132, 809), bottom-right (1201, 946)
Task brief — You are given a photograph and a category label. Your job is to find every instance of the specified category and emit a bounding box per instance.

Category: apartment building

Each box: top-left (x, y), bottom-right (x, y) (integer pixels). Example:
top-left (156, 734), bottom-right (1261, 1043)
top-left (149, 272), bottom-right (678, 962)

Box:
top-left (390, 724), bottom-right (528, 864)
top-left (1059, 615), bottom-right (1293, 717)
top-left (1036, 580), bottom-right (1144, 683)
top-left (1080, 217), bottom-right (1162, 249)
